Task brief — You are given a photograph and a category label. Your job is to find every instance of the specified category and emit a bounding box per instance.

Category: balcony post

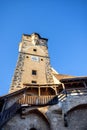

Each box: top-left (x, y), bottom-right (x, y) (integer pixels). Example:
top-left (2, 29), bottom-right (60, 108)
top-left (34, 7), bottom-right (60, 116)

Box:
top-left (38, 87), bottom-right (40, 96)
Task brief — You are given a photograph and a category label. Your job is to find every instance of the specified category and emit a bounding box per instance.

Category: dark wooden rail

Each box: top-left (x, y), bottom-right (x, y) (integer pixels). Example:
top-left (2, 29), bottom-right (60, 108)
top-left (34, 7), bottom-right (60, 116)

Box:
top-left (0, 102), bottom-right (21, 128)
top-left (19, 95), bottom-right (58, 105)
top-left (66, 88), bottom-right (87, 95)
top-left (58, 90), bottom-right (67, 101)
top-left (0, 95), bottom-right (58, 128)
top-left (0, 85), bottom-right (87, 128)
top-left (58, 87), bottom-right (87, 102)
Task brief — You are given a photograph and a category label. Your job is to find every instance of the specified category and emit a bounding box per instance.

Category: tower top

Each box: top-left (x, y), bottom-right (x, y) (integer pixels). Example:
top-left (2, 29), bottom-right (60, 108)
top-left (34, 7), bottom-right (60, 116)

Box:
top-left (22, 32), bottom-right (48, 41)
top-left (10, 33), bottom-right (54, 93)
top-left (20, 33), bottom-right (48, 48)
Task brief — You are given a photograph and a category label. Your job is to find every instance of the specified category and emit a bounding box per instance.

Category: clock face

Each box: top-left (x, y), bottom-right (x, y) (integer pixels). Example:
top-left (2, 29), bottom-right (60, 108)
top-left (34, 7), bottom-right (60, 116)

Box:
top-left (31, 56), bottom-right (40, 62)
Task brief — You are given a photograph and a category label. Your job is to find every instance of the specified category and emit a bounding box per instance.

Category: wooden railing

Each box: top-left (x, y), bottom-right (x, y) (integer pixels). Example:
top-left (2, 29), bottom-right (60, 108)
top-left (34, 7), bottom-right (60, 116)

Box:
top-left (0, 102), bottom-right (21, 128)
top-left (19, 95), bottom-right (58, 105)
top-left (58, 87), bottom-right (87, 102)
top-left (1, 86), bottom-right (87, 128)
top-left (66, 87), bottom-right (87, 95)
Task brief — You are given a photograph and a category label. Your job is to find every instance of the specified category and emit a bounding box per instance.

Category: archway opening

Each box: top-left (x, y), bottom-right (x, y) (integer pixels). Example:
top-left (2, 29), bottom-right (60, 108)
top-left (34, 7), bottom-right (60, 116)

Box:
top-left (30, 128), bottom-right (37, 130)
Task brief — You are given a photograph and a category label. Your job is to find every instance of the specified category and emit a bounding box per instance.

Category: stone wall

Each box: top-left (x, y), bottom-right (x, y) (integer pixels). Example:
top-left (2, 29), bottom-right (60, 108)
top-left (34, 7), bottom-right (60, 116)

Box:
top-left (62, 95), bottom-right (87, 113)
top-left (67, 108), bottom-right (87, 130)
top-left (2, 101), bottom-right (87, 130)
top-left (10, 53), bottom-right (25, 92)
top-left (9, 33), bottom-right (54, 93)
top-left (2, 110), bottom-right (50, 130)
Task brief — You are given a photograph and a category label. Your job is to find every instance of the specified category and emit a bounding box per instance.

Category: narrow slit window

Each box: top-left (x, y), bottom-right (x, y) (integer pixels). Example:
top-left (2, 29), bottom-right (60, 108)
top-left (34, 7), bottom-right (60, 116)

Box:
top-left (32, 81), bottom-right (37, 84)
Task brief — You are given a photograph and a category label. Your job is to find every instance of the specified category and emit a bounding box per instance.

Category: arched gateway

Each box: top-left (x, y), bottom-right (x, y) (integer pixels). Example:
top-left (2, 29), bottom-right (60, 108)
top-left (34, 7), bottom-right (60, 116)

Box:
top-left (30, 128), bottom-right (37, 130)
top-left (2, 109), bottom-right (50, 130)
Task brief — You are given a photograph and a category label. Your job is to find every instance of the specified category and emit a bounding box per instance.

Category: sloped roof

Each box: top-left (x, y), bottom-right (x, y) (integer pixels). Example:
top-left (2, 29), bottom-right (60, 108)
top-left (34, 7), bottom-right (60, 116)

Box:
top-left (53, 73), bottom-right (75, 80)
top-left (51, 67), bottom-right (75, 81)
top-left (60, 76), bottom-right (87, 83)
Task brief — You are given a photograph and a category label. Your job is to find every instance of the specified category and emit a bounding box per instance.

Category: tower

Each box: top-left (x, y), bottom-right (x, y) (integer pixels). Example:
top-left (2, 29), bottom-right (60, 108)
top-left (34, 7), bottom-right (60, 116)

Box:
top-left (10, 33), bottom-right (54, 93)
top-left (1, 33), bottom-right (87, 130)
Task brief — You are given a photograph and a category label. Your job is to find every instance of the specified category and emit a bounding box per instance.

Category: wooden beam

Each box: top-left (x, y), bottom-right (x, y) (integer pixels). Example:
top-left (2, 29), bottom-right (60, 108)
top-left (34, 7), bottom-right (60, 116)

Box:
top-left (83, 82), bottom-right (87, 88)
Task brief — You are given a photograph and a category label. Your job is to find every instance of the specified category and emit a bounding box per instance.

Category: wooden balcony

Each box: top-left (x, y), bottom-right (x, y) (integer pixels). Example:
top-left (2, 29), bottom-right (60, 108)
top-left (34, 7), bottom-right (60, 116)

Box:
top-left (19, 95), bottom-right (58, 106)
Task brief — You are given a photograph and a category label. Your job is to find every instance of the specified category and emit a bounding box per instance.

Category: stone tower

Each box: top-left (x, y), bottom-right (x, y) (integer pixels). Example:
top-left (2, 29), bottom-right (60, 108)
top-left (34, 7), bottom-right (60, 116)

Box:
top-left (10, 33), bottom-right (54, 93)
top-left (0, 33), bottom-right (87, 130)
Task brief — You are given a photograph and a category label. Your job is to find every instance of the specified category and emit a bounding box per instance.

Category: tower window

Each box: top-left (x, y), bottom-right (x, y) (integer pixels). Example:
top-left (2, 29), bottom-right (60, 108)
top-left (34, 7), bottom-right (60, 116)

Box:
top-left (31, 81), bottom-right (37, 84)
top-left (26, 56), bottom-right (29, 58)
top-left (32, 70), bottom-right (37, 75)
top-left (33, 49), bottom-right (37, 52)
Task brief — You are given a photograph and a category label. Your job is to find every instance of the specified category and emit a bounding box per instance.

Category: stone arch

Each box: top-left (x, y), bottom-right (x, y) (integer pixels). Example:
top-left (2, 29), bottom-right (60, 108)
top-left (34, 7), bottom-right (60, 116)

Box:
top-left (2, 109), bottom-right (51, 130)
top-left (67, 103), bottom-right (87, 114)
top-left (29, 128), bottom-right (37, 130)
top-left (66, 104), bottom-right (87, 130)
top-left (63, 95), bottom-right (87, 113)
top-left (26, 109), bottom-right (51, 130)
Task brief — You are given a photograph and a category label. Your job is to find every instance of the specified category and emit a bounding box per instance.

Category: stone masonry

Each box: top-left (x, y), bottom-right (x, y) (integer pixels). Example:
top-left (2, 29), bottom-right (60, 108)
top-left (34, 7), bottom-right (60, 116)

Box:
top-left (1, 33), bottom-right (87, 130)
top-left (10, 33), bottom-right (54, 93)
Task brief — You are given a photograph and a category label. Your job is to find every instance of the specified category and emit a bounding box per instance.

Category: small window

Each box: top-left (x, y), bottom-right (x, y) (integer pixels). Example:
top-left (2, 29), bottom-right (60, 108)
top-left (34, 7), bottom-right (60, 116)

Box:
top-left (26, 56), bottom-right (29, 58)
top-left (32, 81), bottom-right (37, 84)
top-left (32, 70), bottom-right (37, 75)
top-left (33, 49), bottom-right (37, 52)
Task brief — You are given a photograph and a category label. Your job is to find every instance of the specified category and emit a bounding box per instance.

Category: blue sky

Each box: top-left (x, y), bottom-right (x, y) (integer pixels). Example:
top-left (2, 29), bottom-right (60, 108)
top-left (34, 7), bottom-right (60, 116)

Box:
top-left (0, 0), bottom-right (87, 96)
